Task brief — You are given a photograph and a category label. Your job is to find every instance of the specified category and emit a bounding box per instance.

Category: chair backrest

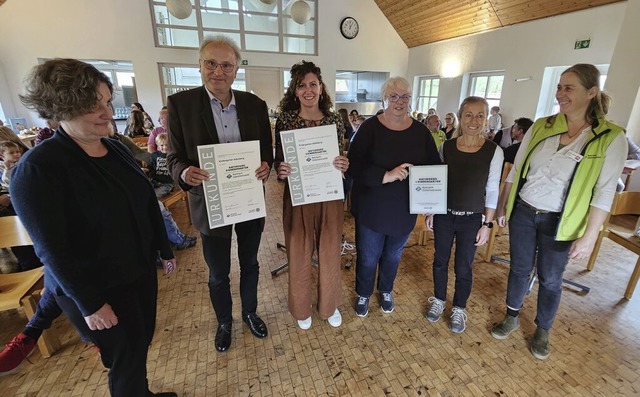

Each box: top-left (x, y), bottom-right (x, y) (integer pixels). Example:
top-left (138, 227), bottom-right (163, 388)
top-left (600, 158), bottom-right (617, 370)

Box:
top-left (0, 216), bottom-right (32, 249)
top-left (132, 136), bottom-right (148, 145)
top-left (611, 191), bottom-right (640, 216)
top-left (500, 162), bottom-right (512, 191)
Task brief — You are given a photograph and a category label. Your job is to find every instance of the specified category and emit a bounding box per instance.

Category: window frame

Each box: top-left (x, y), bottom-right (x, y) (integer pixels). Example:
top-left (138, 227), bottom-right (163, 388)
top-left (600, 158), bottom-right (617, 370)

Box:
top-left (467, 71), bottom-right (505, 109)
top-left (415, 76), bottom-right (440, 114)
top-left (149, 0), bottom-right (318, 55)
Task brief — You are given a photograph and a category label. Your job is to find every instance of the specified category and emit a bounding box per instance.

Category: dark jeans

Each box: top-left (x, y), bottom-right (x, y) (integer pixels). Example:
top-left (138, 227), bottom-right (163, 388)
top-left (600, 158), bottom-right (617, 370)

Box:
top-left (200, 219), bottom-right (263, 324)
top-left (432, 212), bottom-right (482, 308)
top-left (355, 221), bottom-right (411, 297)
top-left (56, 272), bottom-right (158, 397)
top-left (25, 288), bottom-right (62, 332)
top-left (507, 203), bottom-right (572, 330)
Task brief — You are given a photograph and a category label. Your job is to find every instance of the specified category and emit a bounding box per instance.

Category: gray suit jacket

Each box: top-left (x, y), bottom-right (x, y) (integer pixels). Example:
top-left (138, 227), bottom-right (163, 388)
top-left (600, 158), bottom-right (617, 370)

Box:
top-left (166, 86), bottom-right (273, 237)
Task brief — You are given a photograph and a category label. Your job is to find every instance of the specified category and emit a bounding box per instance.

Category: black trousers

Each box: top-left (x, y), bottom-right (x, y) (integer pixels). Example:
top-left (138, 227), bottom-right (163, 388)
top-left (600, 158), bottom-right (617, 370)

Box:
top-left (200, 218), bottom-right (263, 324)
top-left (56, 271), bottom-right (158, 397)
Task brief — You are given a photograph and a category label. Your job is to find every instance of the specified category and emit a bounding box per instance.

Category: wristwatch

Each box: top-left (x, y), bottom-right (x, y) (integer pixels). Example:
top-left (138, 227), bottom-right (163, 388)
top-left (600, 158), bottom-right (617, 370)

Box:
top-left (482, 221), bottom-right (493, 229)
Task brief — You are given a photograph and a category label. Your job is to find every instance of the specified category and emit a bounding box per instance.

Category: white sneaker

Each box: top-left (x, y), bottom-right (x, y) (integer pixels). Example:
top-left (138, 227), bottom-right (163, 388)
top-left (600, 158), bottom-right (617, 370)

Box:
top-left (327, 308), bottom-right (342, 327)
top-left (297, 316), bottom-right (312, 330)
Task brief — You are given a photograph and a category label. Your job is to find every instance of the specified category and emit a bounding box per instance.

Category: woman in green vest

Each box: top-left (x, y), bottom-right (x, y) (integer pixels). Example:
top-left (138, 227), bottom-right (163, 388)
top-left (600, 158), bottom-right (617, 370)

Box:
top-left (490, 64), bottom-right (628, 360)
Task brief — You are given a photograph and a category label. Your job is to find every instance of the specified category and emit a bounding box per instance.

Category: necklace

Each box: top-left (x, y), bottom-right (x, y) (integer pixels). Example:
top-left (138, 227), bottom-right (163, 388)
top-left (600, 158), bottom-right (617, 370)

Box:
top-left (566, 121), bottom-right (589, 139)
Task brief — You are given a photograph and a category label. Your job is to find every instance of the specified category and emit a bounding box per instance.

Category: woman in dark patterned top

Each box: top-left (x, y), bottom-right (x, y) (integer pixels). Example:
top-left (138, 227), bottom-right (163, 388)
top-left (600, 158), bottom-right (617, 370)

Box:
top-left (274, 61), bottom-right (349, 330)
top-left (347, 76), bottom-right (441, 318)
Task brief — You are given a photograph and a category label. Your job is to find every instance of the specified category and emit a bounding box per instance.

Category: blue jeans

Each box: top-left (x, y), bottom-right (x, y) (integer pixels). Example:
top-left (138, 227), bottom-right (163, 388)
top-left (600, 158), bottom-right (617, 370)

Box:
top-left (153, 182), bottom-right (174, 198)
top-left (507, 203), bottom-right (572, 330)
top-left (355, 221), bottom-right (411, 297)
top-left (158, 200), bottom-right (185, 245)
top-left (432, 212), bottom-right (482, 308)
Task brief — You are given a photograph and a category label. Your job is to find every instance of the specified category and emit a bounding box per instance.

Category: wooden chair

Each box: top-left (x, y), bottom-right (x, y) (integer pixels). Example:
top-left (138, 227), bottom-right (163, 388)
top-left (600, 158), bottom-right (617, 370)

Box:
top-left (160, 188), bottom-right (191, 224)
top-left (414, 214), bottom-right (429, 246)
top-left (0, 216), bottom-right (61, 357)
top-left (484, 162), bottom-right (513, 262)
top-left (131, 136), bottom-right (149, 146)
top-left (586, 191), bottom-right (640, 299)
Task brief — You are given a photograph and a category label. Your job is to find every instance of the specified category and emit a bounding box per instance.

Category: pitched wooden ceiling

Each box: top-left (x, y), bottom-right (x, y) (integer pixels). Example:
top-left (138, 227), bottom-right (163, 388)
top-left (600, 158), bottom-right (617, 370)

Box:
top-left (374, 0), bottom-right (625, 48)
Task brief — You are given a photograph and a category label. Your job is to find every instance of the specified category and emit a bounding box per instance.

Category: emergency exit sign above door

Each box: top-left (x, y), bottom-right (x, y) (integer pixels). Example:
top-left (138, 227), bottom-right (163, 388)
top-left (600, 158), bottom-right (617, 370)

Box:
top-left (574, 39), bottom-right (591, 50)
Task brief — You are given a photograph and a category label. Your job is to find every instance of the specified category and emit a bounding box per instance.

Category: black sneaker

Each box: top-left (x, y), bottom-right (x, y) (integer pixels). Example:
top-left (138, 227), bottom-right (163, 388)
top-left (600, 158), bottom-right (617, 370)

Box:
top-left (176, 236), bottom-right (197, 250)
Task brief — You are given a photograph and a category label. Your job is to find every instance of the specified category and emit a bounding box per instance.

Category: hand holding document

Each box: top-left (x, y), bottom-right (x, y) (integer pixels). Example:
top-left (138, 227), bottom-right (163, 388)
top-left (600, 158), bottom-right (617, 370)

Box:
top-left (409, 165), bottom-right (448, 214)
top-left (198, 141), bottom-right (266, 229)
top-left (280, 125), bottom-right (344, 206)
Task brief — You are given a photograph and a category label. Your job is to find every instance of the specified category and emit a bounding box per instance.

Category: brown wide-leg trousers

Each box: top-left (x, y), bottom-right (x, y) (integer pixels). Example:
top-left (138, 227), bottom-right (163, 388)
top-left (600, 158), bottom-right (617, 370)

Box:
top-left (283, 194), bottom-right (343, 320)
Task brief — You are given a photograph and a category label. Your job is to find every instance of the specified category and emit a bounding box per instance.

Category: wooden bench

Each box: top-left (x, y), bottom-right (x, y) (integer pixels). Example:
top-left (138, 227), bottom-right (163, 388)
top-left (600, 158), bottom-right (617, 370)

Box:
top-left (0, 216), bottom-right (61, 357)
top-left (160, 189), bottom-right (191, 223)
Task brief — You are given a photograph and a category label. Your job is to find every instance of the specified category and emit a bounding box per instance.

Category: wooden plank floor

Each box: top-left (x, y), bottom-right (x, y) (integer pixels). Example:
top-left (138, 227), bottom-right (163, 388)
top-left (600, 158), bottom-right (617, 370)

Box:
top-left (1, 172), bottom-right (639, 396)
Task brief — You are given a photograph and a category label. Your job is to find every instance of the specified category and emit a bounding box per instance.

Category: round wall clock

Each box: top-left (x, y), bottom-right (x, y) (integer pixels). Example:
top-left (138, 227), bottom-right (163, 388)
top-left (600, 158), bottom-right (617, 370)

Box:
top-left (340, 17), bottom-right (359, 39)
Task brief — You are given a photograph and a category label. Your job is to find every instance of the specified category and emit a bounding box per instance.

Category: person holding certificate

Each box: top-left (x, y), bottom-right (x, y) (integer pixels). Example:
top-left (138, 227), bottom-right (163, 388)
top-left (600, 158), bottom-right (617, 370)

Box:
top-left (275, 61), bottom-right (349, 330)
top-left (347, 77), bottom-right (440, 317)
top-left (425, 96), bottom-right (503, 334)
top-left (166, 36), bottom-right (273, 353)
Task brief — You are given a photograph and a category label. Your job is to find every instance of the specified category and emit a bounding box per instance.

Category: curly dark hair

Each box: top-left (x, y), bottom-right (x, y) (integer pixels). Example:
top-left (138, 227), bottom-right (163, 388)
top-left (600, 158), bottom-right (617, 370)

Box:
top-left (19, 58), bottom-right (113, 122)
top-left (279, 61), bottom-right (333, 114)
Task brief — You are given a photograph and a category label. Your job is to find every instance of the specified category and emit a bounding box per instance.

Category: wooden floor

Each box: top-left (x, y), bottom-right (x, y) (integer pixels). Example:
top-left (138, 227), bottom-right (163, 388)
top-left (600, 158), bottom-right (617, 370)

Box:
top-left (1, 173), bottom-right (639, 396)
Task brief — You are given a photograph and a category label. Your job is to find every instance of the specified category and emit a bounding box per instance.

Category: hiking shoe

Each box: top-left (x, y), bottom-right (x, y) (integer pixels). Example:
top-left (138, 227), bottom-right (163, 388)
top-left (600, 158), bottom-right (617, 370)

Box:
top-left (297, 317), bottom-right (312, 330)
top-left (491, 315), bottom-right (520, 340)
top-left (355, 295), bottom-right (370, 317)
top-left (380, 292), bottom-right (394, 313)
top-left (426, 297), bottom-right (445, 323)
top-left (0, 333), bottom-right (37, 376)
top-left (176, 235), bottom-right (197, 250)
top-left (531, 327), bottom-right (550, 360)
top-left (327, 308), bottom-right (342, 327)
top-left (450, 306), bottom-right (467, 334)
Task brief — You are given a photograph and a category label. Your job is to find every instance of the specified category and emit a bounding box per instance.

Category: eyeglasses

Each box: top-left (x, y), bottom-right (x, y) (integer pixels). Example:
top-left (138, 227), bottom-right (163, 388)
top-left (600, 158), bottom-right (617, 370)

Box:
top-left (387, 94), bottom-right (411, 103)
top-left (200, 59), bottom-right (236, 73)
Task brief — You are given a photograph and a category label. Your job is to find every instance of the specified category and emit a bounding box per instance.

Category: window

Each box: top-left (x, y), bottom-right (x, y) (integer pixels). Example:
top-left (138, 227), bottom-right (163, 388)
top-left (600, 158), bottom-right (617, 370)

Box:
top-left (0, 102), bottom-right (6, 126)
top-left (535, 65), bottom-right (608, 119)
top-left (416, 76), bottom-right (440, 113)
top-left (468, 72), bottom-right (504, 109)
top-left (150, 0), bottom-right (317, 55)
top-left (159, 64), bottom-right (246, 99)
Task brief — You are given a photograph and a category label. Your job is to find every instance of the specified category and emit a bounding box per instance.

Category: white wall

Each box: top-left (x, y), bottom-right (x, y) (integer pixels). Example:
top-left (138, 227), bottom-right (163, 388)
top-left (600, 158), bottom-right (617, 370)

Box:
top-left (0, 0), bottom-right (408, 127)
top-left (407, 2), bottom-right (627, 127)
top-left (605, 0), bottom-right (640, 141)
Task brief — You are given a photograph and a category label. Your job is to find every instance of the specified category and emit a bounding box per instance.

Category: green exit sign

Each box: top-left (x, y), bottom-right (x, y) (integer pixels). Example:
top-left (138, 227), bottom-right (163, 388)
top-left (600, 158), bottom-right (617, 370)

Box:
top-left (574, 39), bottom-right (591, 50)
top-left (241, 60), bottom-right (249, 66)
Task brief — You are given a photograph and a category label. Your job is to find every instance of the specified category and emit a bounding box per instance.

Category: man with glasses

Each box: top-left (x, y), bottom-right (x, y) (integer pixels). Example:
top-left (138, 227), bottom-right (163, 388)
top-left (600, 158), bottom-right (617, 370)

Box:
top-left (425, 114), bottom-right (447, 150)
top-left (166, 35), bottom-right (273, 353)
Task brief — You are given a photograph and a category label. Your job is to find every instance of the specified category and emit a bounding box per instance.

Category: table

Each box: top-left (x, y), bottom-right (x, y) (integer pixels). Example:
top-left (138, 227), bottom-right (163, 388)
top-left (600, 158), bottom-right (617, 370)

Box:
top-left (19, 134), bottom-right (37, 148)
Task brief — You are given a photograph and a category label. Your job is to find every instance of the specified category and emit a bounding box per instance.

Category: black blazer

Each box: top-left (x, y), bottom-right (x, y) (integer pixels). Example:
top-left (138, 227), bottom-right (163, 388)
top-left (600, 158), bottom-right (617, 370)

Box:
top-left (166, 86), bottom-right (273, 237)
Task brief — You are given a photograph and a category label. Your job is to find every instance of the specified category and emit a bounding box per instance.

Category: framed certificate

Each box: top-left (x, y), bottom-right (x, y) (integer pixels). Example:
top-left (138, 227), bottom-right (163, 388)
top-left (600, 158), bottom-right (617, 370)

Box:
top-left (197, 141), bottom-right (266, 229)
top-left (409, 165), bottom-right (448, 214)
top-left (280, 125), bottom-right (344, 206)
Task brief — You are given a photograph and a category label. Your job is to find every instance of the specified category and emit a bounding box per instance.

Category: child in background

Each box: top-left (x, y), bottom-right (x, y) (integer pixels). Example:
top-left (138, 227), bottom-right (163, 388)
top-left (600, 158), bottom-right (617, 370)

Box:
top-left (146, 133), bottom-right (197, 250)
top-left (147, 133), bottom-right (174, 198)
top-left (487, 106), bottom-right (502, 137)
top-left (1, 141), bottom-right (22, 189)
